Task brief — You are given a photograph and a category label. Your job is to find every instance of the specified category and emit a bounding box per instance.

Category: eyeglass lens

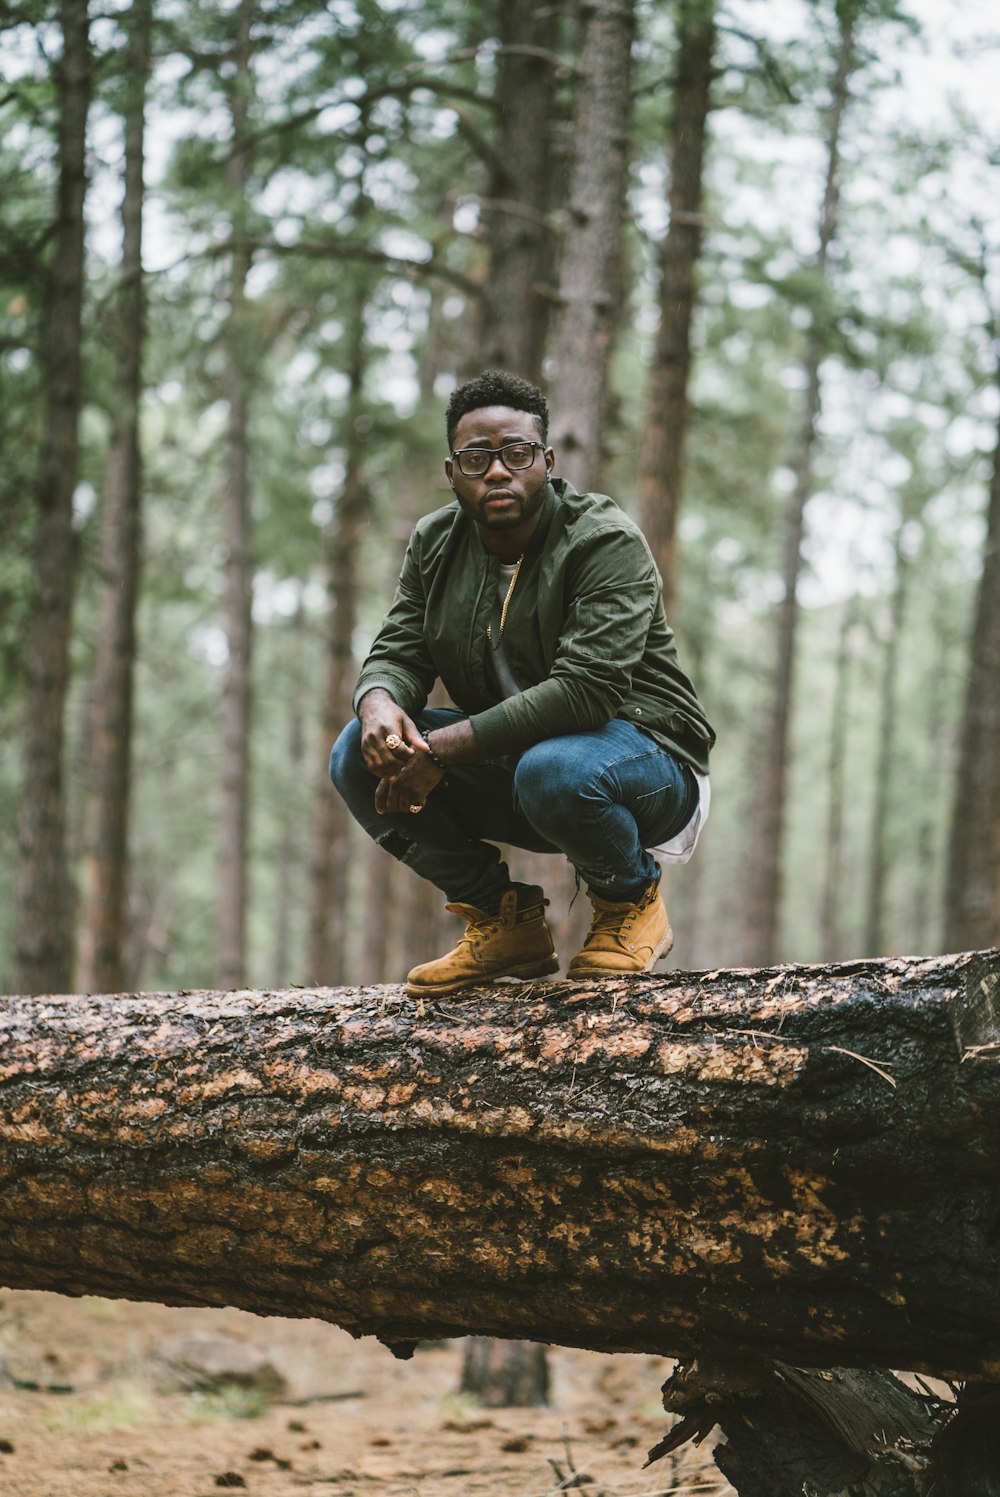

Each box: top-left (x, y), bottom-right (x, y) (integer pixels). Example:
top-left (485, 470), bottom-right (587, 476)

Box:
top-left (457, 442), bottom-right (537, 476)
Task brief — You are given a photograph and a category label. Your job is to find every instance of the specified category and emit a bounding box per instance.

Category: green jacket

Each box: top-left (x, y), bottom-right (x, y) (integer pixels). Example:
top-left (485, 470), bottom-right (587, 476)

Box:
top-left (354, 478), bottom-right (715, 774)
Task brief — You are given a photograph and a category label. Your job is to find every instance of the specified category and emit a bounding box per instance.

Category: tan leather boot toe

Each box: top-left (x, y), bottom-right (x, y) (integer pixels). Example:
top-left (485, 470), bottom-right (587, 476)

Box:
top-left (566, 880), bottom-right (673, 978)
top-left (406, 885), bottom-right (559, 999)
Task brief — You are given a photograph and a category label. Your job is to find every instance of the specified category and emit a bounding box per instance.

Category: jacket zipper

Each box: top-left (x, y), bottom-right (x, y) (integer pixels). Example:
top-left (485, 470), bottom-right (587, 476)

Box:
top-left (468, 548), bottom-right (493, 678)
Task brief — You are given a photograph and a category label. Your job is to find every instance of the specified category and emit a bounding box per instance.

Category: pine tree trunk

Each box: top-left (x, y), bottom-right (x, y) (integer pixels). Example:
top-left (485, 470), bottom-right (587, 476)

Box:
top-left (547, 0), bottom-right (635, 491)
top-left (656, 625), bottom-right (712, 966)
top-left (272, 609), bottom-right (306, 987)
top-left (3, 949), bottom-right (1000, 1386)
top-left (945, 381), bottom-right (1000, 950)
top-left (637, 0), bottom-right (716, 614)
top-left (12, 0), bottom-right (91, 996)
top-left (305, 307), bottom-right (371, 985)
top-left (217, 0), bottom-right (255, 991)
top-left (741, 14), bottom-right (856, 967)
top-left (865, 530), bottom-right (908, 957)
top-left (820, 597), bottom-right (856, 961)
top-left (912, 608), bottom-right (950, 954)
top-left (459, 1338), bottom-right (550, 1407)
top-left (358, 835), bottom-right (398, 984)
top-left (77, 0), bottom-right (151, 997)
top-left (475, 0), bottom-right (561, 382)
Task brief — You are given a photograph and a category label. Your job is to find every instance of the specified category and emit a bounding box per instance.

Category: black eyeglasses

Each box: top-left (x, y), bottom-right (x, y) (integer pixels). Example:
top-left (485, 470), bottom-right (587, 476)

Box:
top-left (451, 441), bottom-right (544, 477)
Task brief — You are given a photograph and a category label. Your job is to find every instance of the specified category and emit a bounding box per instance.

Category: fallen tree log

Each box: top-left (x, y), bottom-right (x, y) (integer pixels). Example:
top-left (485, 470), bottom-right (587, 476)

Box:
top-left (2, 950), bottom-right (1000, 1384)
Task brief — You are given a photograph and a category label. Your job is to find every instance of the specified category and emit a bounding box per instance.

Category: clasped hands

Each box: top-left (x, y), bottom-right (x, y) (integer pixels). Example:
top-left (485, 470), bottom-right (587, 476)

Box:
top-left (358, 690), bottom-right (445, 815)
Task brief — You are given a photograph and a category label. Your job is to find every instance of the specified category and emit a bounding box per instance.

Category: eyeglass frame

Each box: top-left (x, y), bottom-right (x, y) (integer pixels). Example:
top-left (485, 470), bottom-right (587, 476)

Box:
top-left (450, 440), bottom-right (546, 477)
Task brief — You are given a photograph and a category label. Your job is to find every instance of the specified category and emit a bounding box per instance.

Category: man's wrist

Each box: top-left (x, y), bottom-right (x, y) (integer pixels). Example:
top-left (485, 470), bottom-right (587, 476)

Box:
top-left (426, 718), bottom-right (481, 768)
top-left (357, 686), bottom-right (396, 717)
top-left (424, 736), bottom-right (447, 772)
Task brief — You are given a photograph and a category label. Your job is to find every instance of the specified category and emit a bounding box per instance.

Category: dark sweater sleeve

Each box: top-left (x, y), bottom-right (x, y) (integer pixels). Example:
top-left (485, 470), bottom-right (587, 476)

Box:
top-left (468, 524), bottom-right (660, 757)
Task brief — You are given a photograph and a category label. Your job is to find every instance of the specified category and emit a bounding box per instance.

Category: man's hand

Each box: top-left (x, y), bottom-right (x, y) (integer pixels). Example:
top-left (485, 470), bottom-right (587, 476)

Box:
top-left (374, 753), bottom-right (445, 816)
top-left (357, 688), bottom-right (481, 814)
top-left (358, 689), bottom-right (428, 778)
top-left (357, 688), bottom-right (444, 815)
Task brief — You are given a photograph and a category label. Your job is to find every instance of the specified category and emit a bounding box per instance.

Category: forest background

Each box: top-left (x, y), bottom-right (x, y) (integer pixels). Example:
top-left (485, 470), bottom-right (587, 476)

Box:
top-left (1, 0), bottom-right (998, 1001)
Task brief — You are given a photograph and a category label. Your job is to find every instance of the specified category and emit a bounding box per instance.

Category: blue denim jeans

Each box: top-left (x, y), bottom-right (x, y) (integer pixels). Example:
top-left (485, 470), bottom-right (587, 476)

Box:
top-left (329, 709), bottom-right (698, 913)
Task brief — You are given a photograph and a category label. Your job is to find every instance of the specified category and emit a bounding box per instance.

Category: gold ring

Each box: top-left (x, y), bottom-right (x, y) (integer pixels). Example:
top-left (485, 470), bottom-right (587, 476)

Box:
top-left (385, 733), bottom-right (402, 749)
top-left (409, 804), bottom-right (423, 814)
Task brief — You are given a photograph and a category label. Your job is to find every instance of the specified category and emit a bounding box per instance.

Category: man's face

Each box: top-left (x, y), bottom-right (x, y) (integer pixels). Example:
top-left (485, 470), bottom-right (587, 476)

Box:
top-left (445, 405), bottom-right (554, 533)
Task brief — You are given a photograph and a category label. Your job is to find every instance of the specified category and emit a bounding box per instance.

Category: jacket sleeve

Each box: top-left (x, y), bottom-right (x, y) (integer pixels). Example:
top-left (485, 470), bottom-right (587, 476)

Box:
top-left (352, 530), bottom-right (439, 717)
top-left (468, 523), bottom-right (661, 757)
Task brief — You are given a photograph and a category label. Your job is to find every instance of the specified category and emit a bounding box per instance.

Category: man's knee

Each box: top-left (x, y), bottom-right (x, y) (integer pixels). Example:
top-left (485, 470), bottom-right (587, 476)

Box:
top-left (513, 739), bottom-right (588, 828)
top-left (328, 718), bottom-right (363, 792)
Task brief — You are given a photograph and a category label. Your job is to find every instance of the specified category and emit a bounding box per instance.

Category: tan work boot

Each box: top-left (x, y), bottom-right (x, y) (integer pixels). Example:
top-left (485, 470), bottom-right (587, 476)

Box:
top-left (566, 879), bottom-right (673, 978)
top-left (406, 885), bottom-right (559, 999)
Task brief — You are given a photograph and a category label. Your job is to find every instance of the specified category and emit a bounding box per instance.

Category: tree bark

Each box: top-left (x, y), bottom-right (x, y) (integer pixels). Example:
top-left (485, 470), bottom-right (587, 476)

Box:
top-left (77, 0), bottom-right (151, 997)
top-left (547, 0), bottom-right (635, 492)
top-left (912, 601), bottom-right (951, 954)
top-left (741, 12), bottom-right (856, 967)
top-left (272, 604), bottom-right (307, 988)
top-left (2, 949), bottom-right (1000, 1384)
top-left (475, 0), bottom-right (561, 383)
top-left (865, 528), bottom-right (909, 958)
top-left (305, 303), bottom-right (372, 986)
top-left (945, 374), bottom-right (1000, 951)
top-left (216, 0), bottom-right (256, 992)
top-left (637, 0), bottom-right (716, 615)
top-left (820, 596), bottom-right (856, 961)
top-left (651, 1356), bottom-right (948, 1497)
top-left (12, 0), bottom-right (91, 995)
top-left (460, 1337), bottom-right (550, 1407)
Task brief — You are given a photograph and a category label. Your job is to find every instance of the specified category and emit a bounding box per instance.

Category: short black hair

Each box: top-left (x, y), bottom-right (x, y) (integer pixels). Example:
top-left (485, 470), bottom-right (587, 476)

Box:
top-left (445, 369), bottom-right (549, 449)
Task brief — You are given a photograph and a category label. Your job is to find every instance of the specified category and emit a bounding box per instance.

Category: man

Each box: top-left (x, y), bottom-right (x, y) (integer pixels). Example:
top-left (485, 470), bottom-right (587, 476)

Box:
top-left (329, 369), bottom-right (714, 997)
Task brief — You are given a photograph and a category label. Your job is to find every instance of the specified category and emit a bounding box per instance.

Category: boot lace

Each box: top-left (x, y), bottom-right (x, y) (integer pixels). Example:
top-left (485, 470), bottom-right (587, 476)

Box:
top-left (585, 886), bottom-right (655, 945)
top-left (585, 903), bottom-right (635, 943)
top-left (461, 912), bottom-right (504, 953)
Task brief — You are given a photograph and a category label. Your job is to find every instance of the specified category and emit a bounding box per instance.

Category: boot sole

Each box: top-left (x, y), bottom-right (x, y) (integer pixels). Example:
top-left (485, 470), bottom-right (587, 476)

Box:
top-left (406, 953), bottom-right (560, 1000)
top-left (566, 925), bottom-right (674, 980)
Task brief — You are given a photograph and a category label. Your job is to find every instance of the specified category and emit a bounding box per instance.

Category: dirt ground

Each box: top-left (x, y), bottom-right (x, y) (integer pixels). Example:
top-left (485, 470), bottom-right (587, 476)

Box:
top-left (0, 1292), bottom-right (733, 1497)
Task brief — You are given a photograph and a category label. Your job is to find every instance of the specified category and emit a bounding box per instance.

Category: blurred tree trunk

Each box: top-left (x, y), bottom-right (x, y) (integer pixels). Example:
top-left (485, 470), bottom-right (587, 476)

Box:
top-left (358, 835), bottom-right (398, 984)
top-left (820, 596), bottom-right (856, 961)
top-left (865, 527), bottom-right (909, 957)
top-left (13, 0), bottom-right (92, 996)
top-left (475, 0), bottom-right (561, 382)
top-left (460, 1337), bottom-right (550, 1407)
top-left (742, 8), bottom-right (856, 966)
top-left (306, 305), bottom-right (371, 985)
top-left (669, 629), bottom-right (710, 962)
top-left (912, 605), bottom-right (950, 953)
top-left (217, 0), bottom-right (255, 991)
top-left (637, 0), bottom-right (716, 614)
top-left (472, 0), bottom-right (578, 968)
top-left (945, 372), bottom-right (1000, 951)
top-left (442, 106), bottom-right (561, 1344)
top-left (547, 0), bottom-right (635, 492)
top-left (272, 605), bottom-right (306, 987)
top-left (77, 0), bottom-right (151, 996)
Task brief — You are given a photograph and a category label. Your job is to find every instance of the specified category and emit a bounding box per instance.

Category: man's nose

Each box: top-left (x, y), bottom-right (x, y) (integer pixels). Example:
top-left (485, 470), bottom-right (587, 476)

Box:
top-left (484, 451), bottom-right (511, 477)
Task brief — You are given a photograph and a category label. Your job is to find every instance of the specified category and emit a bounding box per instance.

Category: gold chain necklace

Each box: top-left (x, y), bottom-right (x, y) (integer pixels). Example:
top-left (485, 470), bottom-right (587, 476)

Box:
top-left (487, 554), bottom-right (525, 649)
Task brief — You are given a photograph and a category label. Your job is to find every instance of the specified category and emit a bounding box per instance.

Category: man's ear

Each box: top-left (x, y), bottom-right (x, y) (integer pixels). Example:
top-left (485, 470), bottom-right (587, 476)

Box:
top-left (543, 446), bottom-right (555, 475)
top-left (444, 457), bottom-right (454, 488)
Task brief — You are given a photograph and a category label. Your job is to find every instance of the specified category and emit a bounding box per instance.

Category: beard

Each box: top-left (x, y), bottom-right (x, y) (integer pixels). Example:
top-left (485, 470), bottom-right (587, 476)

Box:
top-left (464, 477), bottom-right (547, 530)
